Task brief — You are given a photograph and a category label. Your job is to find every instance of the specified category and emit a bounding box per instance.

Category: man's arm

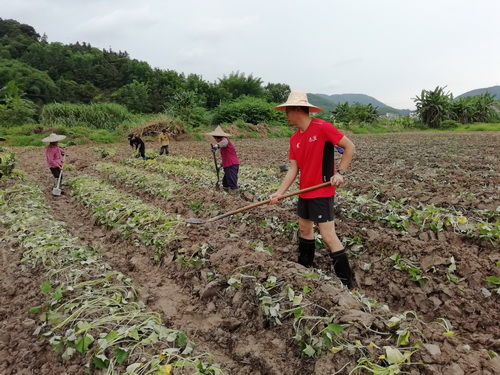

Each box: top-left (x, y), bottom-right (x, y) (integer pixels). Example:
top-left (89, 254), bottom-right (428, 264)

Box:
top-left (270, 160), bottom-right (298, 203)
top-left (331, 136), bottom-right (355, 186)
top-left (337, 136), bottom-right (355, 171)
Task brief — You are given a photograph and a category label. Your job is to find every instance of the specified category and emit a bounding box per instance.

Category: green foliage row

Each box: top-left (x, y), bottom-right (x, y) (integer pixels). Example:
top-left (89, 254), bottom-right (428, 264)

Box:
top-left (93, 162), bottom-right (178, 199)
top-left (67, 175), bottom-right (179, 260)
top-left (0, 180), bottom-right (222, 373)
top-left (338, 189), bottom-right (500, 243)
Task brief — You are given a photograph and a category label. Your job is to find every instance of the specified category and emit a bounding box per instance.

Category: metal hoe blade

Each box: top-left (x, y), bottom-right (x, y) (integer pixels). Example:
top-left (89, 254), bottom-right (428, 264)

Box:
top-left (52, 186), bottom-right (62, 196)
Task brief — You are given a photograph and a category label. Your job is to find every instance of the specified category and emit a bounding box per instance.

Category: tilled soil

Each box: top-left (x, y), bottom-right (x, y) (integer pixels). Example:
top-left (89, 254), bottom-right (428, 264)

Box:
top-left (0, 230), bottom-right (86, 375)
top-left (2, 132), bottom-right (500, 374)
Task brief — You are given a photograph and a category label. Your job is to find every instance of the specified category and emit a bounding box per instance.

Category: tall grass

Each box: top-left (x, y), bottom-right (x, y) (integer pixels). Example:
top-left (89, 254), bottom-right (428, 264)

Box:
top-left (0, 124), bottom-right (123, 146)
top-left (41, 102), bottom-right (133, 129)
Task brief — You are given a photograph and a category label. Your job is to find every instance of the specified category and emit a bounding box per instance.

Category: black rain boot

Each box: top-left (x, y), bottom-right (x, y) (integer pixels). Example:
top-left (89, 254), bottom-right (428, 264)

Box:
top-left (330, 250), bottom-right (353, 289)
top-left (298, 237), bottom-right (315, 268)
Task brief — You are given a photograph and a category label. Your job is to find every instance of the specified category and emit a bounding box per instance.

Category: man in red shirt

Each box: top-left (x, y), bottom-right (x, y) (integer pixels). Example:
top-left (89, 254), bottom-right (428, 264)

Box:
top-left (270, 91), bottom-right (355, 289)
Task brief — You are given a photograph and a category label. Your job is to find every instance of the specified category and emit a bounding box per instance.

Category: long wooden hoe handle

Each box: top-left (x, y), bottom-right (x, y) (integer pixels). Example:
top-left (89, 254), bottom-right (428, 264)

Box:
top-left (207, 181), bottom-right (332, 223)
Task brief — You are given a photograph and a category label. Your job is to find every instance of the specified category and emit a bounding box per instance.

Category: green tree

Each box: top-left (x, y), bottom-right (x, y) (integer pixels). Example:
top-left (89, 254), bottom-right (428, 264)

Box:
top-left (351, 103), bottom-right (378, 123)
top-left (212, 96), bottom-right (283, 125)
top-left (125, 59), bottom-right (153, 83)
top-left (331, 102), bottom-right (378, 123)
top-left (469, 93), bottom-right (496, 122)
top-left (0, 80), bottom-right (37, 126)
top-left (56, 78), bottom-right (98, 103)
top-left (413, 86), bottom-right (453, 128)
top-left (332, 102), bottom-right (351, 123)
top-left (0, 58), bottom-right (59, 103)
top-left (264, 83), bottom-right (290, 103)
top-left (111, 80), bottom-right (151, 113)
top-left (205, 83), bottom-right (230, 109)
top-left (218, 71), bottom-right (264, 99)
top-left (147, 69), bottom-right (186, 112)
top-left (0, 18), bottom-right (40, 59)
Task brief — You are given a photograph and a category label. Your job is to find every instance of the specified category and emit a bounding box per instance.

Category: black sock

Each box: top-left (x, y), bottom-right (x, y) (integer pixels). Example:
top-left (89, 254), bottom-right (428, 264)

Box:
top-left (298, 237), bottom-right (315, 267)
top-left (330, 250), bottom-right (353, 289)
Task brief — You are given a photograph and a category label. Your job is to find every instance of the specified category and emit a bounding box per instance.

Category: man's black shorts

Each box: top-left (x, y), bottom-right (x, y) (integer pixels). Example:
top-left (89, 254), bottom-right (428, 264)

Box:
top-left (297, 196), bottom-right (335, 223)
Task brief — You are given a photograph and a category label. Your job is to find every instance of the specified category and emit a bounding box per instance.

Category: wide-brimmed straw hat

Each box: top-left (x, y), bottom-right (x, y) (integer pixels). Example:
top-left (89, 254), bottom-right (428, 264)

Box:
top-left (42, 133), bottom-right (66, 143)
top-left (275, 90), bottom-right (322, 113)
top-left (206, 126), bottom-right (232, 137)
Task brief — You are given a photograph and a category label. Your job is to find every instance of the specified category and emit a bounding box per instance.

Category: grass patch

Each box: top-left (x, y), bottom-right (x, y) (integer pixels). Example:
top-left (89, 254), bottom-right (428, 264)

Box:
top-left (347, 122), bottom-right (500, 134)
top-left (452, 123), bottom-right (500, 132)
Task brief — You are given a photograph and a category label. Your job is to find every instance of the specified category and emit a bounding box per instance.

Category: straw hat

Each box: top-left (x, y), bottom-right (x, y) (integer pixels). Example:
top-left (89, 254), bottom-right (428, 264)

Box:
top-left (275, 90), bottom-right (322, 113)
top-left (206, 126), bottom-right (232, 137)
top-left (42, 133), bottom-right (66, 143)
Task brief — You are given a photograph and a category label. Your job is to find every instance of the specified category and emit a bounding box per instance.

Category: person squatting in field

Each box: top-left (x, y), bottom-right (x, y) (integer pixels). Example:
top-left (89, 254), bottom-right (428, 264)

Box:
top-left (43, 133), bottom-right (66, 189)
top-left (207, 126), bottom-right (240, 192)
top-left (270, 90), bottom-right (355, 289)
top-left (128, 133), bottom-right (146, 159)
top-left (158, 129), bottom-right (171, 155)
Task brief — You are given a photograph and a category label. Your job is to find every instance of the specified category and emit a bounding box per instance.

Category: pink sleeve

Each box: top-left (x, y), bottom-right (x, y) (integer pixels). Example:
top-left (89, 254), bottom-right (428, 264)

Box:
top-left (45, 148), bottom-right (53, 165)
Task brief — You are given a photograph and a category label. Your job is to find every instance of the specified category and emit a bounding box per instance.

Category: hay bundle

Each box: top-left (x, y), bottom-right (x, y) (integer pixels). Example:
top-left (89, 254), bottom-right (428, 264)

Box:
top-left (132, 115), bottom-right (186, 138)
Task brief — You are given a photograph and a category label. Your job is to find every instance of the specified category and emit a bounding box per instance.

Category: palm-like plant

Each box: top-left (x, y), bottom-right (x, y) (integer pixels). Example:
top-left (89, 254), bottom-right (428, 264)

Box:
top-left (470, 93), bottom-right (495, 122)
top-left (413, 86), bottom-right (453, 128)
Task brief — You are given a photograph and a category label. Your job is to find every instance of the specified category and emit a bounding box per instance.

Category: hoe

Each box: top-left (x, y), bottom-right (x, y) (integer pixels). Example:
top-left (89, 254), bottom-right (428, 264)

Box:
top-left (52, 156), bottom-right (65, 196)
top-left (185, 181), bottom-right (331, 224)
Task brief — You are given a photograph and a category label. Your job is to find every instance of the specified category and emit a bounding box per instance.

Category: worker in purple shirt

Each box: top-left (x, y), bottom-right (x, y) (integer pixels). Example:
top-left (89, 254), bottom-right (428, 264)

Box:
top-left (207, 126), bottom-right (240, 192)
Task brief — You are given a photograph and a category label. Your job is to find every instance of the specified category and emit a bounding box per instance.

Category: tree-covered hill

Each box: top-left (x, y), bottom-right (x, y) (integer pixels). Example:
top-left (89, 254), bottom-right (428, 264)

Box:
top-left (308, 93), bottom-right (411, 116)
top-left (0, 18), bottom-right (291, 118)
top-left (456, 85), bottom-right (500, 99)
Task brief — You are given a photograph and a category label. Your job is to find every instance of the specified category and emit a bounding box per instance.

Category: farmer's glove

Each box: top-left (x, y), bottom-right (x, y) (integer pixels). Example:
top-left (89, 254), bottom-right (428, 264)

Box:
top-left (211, 144), bottom-right (218, 152)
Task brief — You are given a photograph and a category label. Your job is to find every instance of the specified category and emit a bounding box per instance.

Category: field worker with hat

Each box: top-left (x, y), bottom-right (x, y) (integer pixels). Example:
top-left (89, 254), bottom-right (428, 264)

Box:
top-left (42, 133), bottom-right (66, 189)
top-left (270, 90), bottom-right (356, 289)
top-left (207, 126), bottom-right (240, 192)
top-left (158, 129), bottom-right (171, 155)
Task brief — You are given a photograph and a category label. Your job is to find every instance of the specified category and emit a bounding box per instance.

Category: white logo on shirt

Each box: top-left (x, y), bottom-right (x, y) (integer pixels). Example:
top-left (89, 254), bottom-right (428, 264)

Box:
top-left (308, 135), bottom-right (318, 142)
top-left (296, 142), bottom-right (300, 149)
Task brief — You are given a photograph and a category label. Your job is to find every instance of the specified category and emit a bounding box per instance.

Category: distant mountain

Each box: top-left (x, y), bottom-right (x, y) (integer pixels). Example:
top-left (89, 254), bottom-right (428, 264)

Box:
top-left (308, 93), bottom-right (411, 116)
top-left (456, 85), bottom-right (500, 99)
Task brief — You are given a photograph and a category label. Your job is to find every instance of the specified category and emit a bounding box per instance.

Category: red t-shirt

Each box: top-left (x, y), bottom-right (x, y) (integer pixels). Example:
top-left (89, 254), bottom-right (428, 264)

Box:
top-left (289, 118), bottom-right (344, 198)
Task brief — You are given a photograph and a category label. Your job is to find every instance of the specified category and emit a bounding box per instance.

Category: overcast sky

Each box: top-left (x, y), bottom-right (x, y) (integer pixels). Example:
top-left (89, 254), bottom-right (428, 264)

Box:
top-left (2, 0), bottom-right (499, 109)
